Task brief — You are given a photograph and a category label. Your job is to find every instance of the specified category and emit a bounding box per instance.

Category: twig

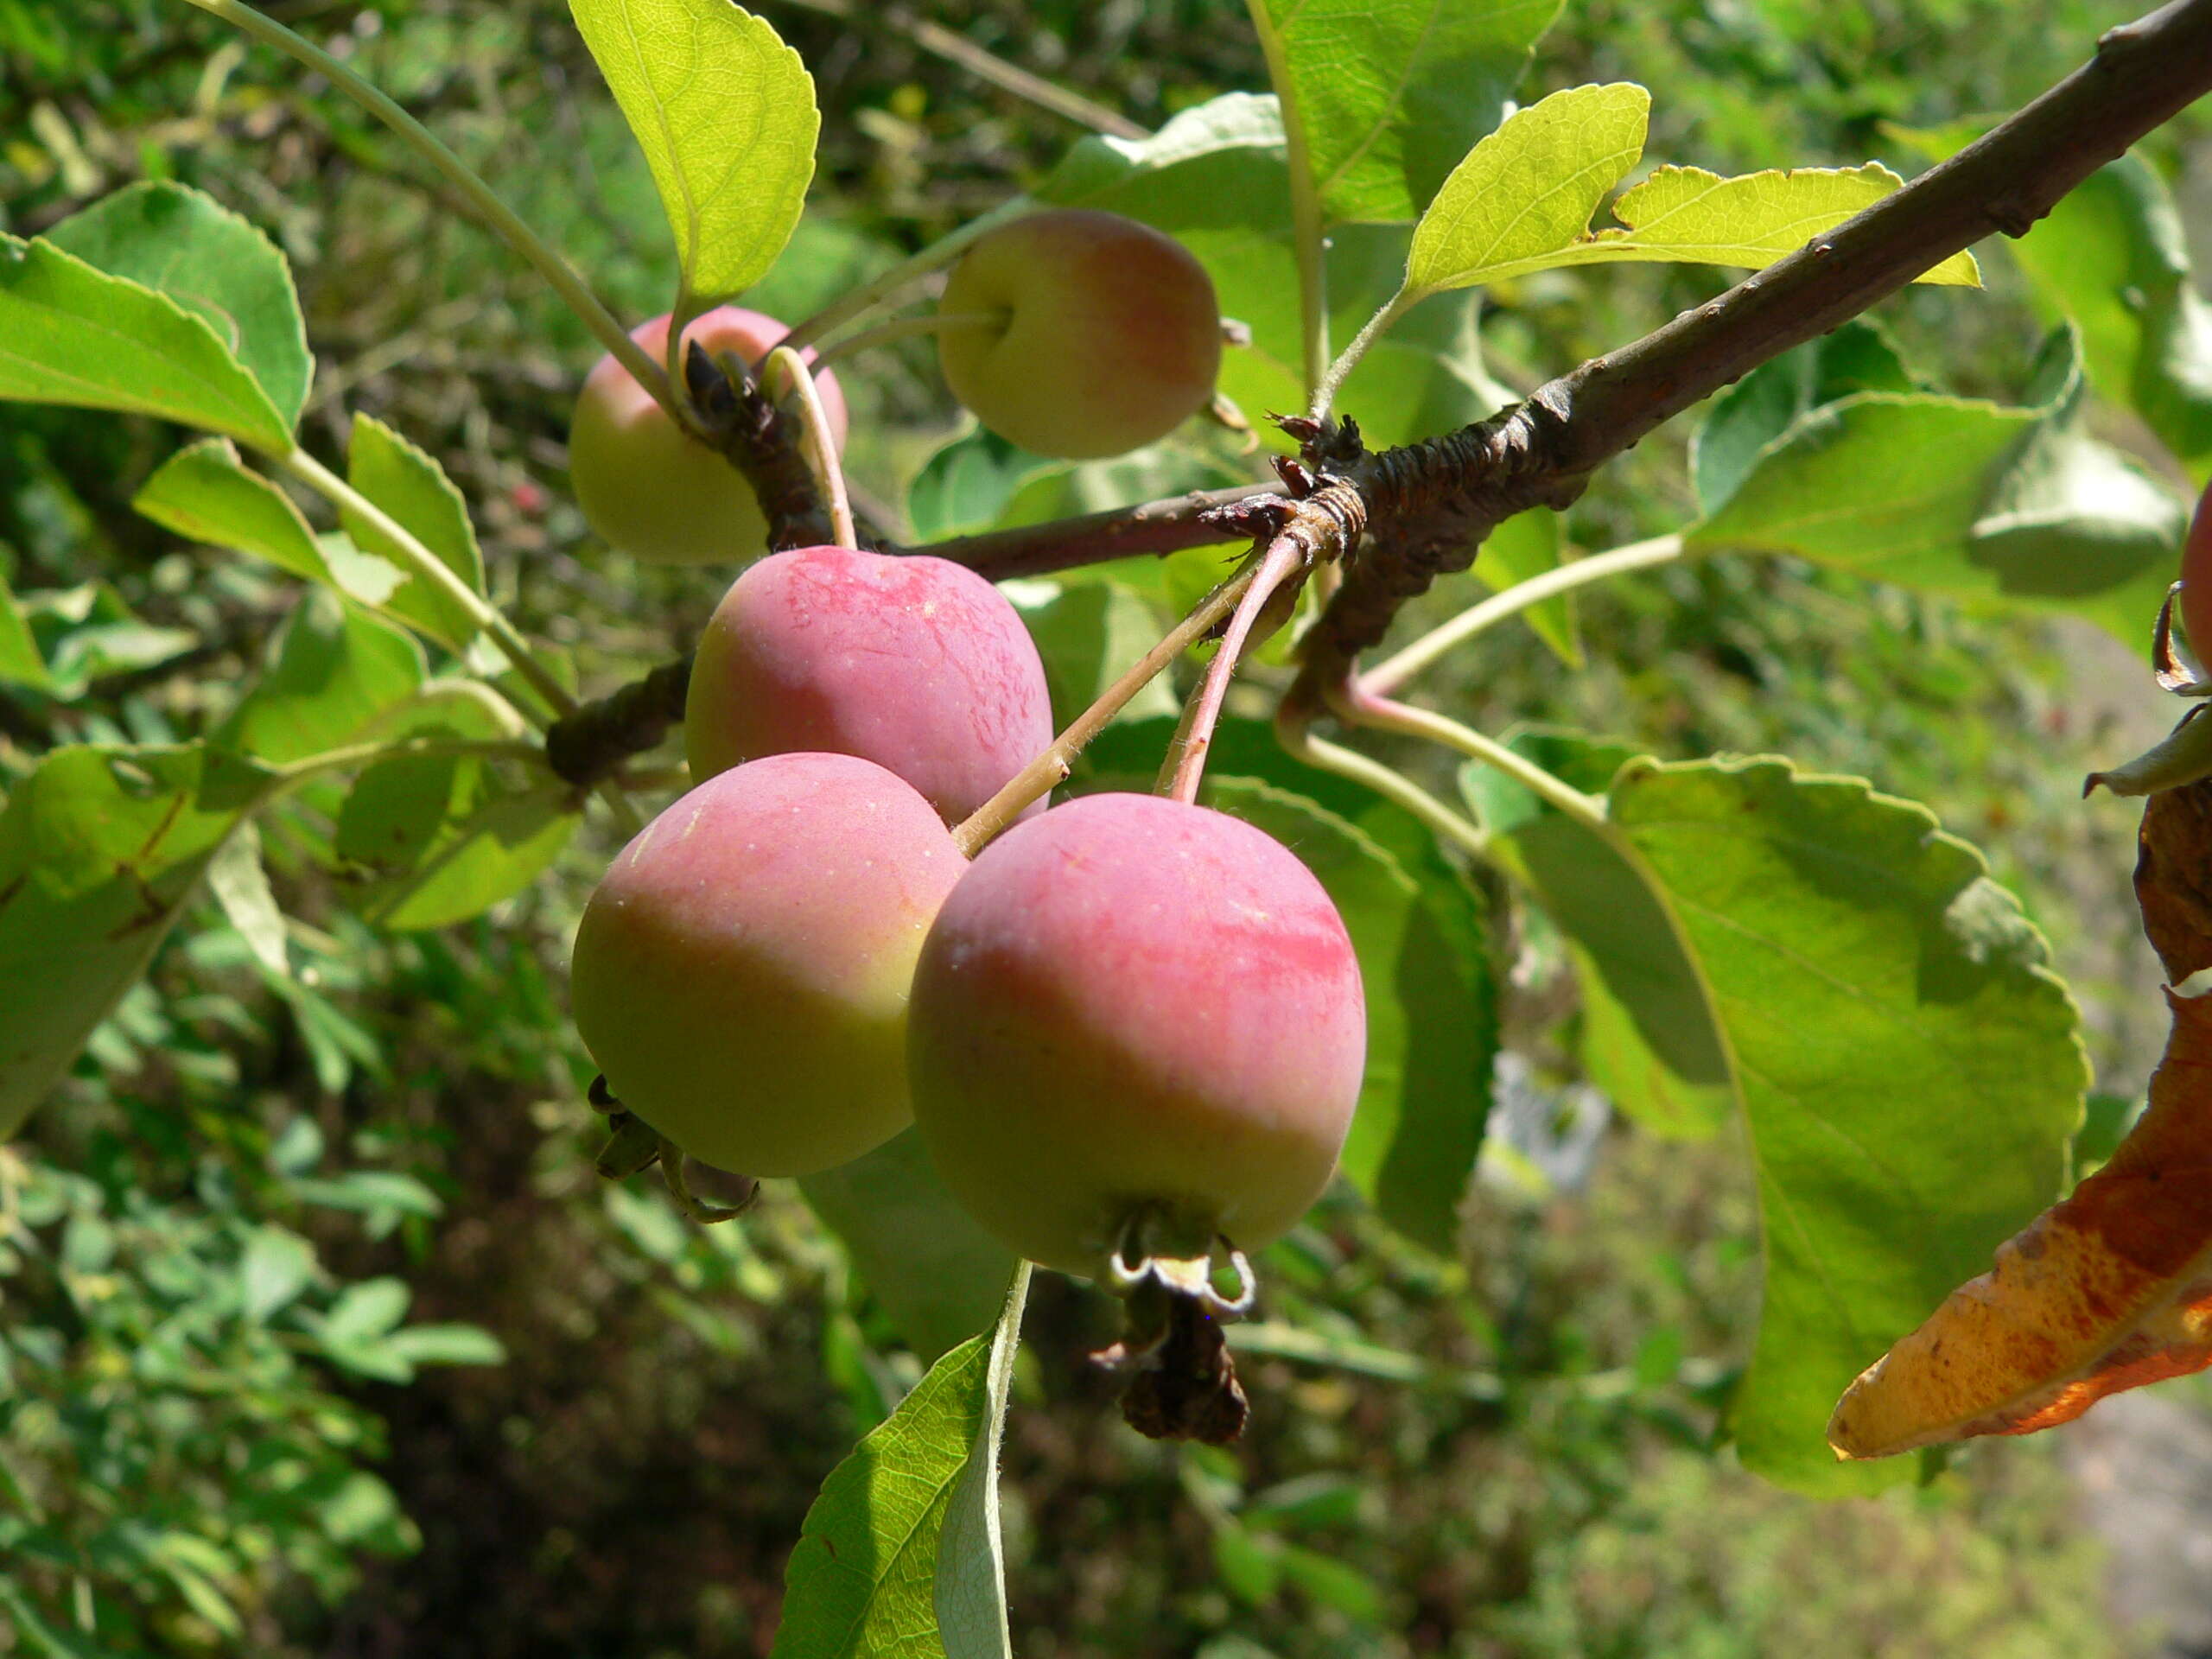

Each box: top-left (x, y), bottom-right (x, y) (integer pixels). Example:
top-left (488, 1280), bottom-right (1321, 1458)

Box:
top-left (772, 0), bottom-right (1144, 137)
top-left (1158, 535), bottom-right (1307, 803)
top-left (912, 483), bottom-right (1269, 578)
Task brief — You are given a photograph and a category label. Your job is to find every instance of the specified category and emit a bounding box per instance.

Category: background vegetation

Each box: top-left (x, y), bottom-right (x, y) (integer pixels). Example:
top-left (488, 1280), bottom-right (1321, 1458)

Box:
top-left (0, 0), bottom-right (2202, 1652)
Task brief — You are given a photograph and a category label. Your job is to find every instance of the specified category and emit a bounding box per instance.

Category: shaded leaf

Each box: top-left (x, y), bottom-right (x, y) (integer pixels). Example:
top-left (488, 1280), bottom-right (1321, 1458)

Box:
top-left (0, 570), bottom-right (52, 692)
top-left (1007, 578), bottom-right (1180, 729)
top-left (205, 820), bottom-right (288, 976)
top-left (934, 1266), bottom-right (1028, 1659)
top-left (216, 590), bottom-right (427, 768)
top-left (340, 760), bottom-right (575, 931)
top-left (44, 180), bottom-right (311, 429)
top-left (1205, 778), bottom-right (1494, 1254)
top-left (0, 745), bottom-right (272, 1138)
top-left (799, 1128), bottom-right (1018, 1364)
top-left (0, 234), bottom-right (289, 448)
top-left (1469, 506), bottom-right (1578, 667)
top-left (571, 0), bottom-right (817, 303)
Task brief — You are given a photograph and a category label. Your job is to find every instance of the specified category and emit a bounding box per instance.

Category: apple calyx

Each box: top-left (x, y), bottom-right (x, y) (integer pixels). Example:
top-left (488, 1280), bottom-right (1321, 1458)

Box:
top-left (1089, 1205), bottom-right (1256, 1446)
top-left (587, 1072), bottom-right (758, 1225)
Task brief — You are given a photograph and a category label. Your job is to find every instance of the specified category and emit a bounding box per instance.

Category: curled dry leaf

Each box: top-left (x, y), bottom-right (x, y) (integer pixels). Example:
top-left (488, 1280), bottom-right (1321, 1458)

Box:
top-left (1827, 779), bottom-right (2212, 1459)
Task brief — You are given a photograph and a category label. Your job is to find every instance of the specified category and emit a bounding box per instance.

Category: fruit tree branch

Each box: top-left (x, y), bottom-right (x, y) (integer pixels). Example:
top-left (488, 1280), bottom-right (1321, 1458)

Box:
top-left (1294, 0), bottom-right (2212, 685)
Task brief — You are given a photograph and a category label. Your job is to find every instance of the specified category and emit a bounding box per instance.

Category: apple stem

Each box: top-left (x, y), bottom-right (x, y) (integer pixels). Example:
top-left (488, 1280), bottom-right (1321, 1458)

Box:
top-left (949, 556), bottom-right (1262, 857)
top-left (1158, 535), bottom-right (1309, 804)
top-left (761, 346), bottom-right (857, 550)
top-left (809, 311), bottom-right (1006, 372)
top-left (1360, 532), bottom-right (1687, 696)
top-left (775, 200), bottom-right (1034, 354)
top-left (1332, 678), bottom-right (1609, 834)
top-left (1273, 690), bottom-right (1494, 861)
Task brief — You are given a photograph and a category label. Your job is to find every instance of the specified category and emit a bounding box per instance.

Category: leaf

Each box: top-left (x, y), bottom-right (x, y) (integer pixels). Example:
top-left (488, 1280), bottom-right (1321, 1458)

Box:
top-left (205, 819), bottom-right (289, 976)
top-left (1470, 507), bottom-right (1578, 667)
top-left (1690, 320), bottom-right (1916, 515)
top-left (44, 180), bottom-right (311, 429)
top-left (385, 1322), bottom-right (508, 1368)
top-left (770, 1327), bottom-right (999, 1659)
top-left (1601, 758), bottom-right (2083, 1491)
top-left (1245, 0), bottom-right (1561, 224)
top-left (339, 762), bottom-right (576, 931)
top-left (240, 1224), bottom-right (316, 1322)
top-left (1688, 330), bottom-right (2187, 647)
top-left (0, 745), bottom-right (272, 1139)
top-left (1411, 104), bottom-right (1975, 295)
top-left (1830, 981), bottom-right (2212, 1459)
top-left (1892, 135), bottom-right (2212, 468)
top-left (134, 437), bottom-right (404, 605)
top-left (1406, 84), bottom-right (1650, 296)
top-left (799, 1128), bottom-right (1019, 1364)
top-left (1007, 579), bottom-right (1180, 729)
top-left (1042, 93), bottom-right (1286, 205)
top-left (18, 581), bottom-right (199, 696)
top-left (215, 590), bottom-right (428, 768)
top-left (934, 1265), bottom-right (1029, 1659)
top-left (1567, 164), bottom-right (1974, 285)
top-left (571, 0), bottom-right (818, 304)
top-left (324, 1276), bottom-right (411, 1345)
top-left (343, 413), bottom-right (487, 652)
top-left (0, 571), bottom-right (52, 692)
top-left (906, 428), bottom-right (1069, 543)
top-left (1202, 779), bottom-right (1495, 1254)
top-left (0, 234), bottom-right (290, 449)
top-left (1459, 728), bottom-right (1732, 1140)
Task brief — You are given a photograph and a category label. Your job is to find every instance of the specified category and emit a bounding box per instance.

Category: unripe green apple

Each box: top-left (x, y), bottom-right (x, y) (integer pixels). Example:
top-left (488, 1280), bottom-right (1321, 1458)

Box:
top-left (570, 752), bottom-right (963, 1177)
top-left (2181, 474), bottom-right (2212, 663)
top-left (906, 792), bottom-right (1365, 1275)
top-left (567, 307), bottom-right (848, 565)
top-left (936, 208), bottom-right (1222, 460)
top-left (685, 544), bottom-right (1055, 824)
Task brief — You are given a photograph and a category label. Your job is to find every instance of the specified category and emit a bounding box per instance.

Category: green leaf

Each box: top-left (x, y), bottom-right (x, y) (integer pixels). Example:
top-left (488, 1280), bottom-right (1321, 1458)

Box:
top-left (240, 1224), bottom-right (316, 1322)
top-left (324, 1275), bottom-right (411, 1344)
top-left (0, 745), bottom-right (271, 1138)
top-left (1460, 728), bottom-right (1732, 1140)
top-left (0, 571), bottom-right (52, 692)
top-left (1603, 758), bottom-right (2083, 1492)
top-left (1042, 92), bottom-right (1286, 206)
top-left (44, 180), bottom-right (312, 429)
top-left (205, 819), bottom-right (289, 977)
top-left (0, 234), bottom-right (289, 449)
top-left (1407, 84), bottom-right (1650, 296)
top-left (217, 590), bottom-right (428, 767)
top-left (1202, 779), bottom-right (1495, 1254)
top-left (338, 760), bottom-right (575, 931)
top-left (906, 429), bottom-right (1070, 543)
top-left (1691, 320), bottom-right (1916, 515)
top-left (571, 0), bottom-right (818, 304)
top-left (385, 1322), bottom-right (508, 1368)
top-left (933, 1266), bottom-right (1028, 1659)
top-left (134, 437), bottom-right (405, 604)
top-left (344, 413), bottom-right (487, 652)
top-left (1689, 332), bottom-right (2186, 645)
top-left (1245, 0), bottom-right (1560, 224)
top-left (770, 1327), bottom-right (1000, 1658)
top-left (1892, 137), bottom-right (2212, 468)
top-left (1470, 506), bottom-right (1578, 666)
top-left (799, 1128), bottom-right (1019, 1364)
top-left (1007, 579), bottom-right (1180, 729)
top-left (19, 581), bottom-right (198, 696)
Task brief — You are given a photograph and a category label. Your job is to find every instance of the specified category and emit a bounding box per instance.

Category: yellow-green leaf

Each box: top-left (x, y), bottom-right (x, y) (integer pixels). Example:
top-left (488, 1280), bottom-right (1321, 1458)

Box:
top-left (1407, 83), bottom-right (1649, 297)
top-left (571, 0), bottom-right (818, 305)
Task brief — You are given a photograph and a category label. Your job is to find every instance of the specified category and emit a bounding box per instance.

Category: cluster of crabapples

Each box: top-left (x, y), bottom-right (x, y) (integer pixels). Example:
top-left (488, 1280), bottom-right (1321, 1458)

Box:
top-left (564, 208), bottom-right (1368, 1289)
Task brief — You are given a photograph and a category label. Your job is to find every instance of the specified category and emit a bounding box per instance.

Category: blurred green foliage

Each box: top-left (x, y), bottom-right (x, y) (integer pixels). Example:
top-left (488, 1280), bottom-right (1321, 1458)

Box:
top-left (0, 0), bottom-right (2199, 1653)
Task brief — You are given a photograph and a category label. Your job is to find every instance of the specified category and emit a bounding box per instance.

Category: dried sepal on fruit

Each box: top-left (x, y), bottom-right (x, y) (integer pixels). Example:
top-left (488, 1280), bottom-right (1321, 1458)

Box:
top-left (1827, 778), bottom-right (2212, 1459)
